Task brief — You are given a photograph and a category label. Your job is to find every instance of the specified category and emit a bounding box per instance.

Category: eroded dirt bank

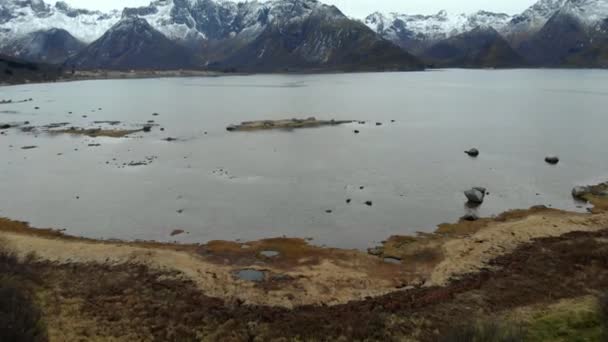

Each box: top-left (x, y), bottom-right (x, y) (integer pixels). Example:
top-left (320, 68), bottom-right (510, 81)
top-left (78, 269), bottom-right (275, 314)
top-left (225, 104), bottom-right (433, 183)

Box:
top-left (1, 184), bottom-right (608, 340)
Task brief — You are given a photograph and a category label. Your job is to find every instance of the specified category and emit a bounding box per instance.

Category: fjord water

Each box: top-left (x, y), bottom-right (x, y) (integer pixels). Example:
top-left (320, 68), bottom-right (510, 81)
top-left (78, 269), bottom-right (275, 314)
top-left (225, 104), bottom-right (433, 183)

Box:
top-left (1, 69), bottom-right (607, 249)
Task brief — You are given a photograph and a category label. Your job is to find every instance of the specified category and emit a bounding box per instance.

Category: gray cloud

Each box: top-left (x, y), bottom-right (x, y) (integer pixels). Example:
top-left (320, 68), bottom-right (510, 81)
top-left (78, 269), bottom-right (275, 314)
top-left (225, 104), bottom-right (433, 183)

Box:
top-left (63, 0), bottom-right (536, 18)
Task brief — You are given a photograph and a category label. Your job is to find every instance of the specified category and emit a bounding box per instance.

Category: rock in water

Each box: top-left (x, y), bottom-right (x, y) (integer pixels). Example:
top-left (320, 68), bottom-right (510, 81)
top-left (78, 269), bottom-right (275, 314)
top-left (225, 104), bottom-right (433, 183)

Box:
top-left (572, 186), bottom-right (590, 200)
top-left (545, 156), bottom-right (559, 165)
top-left (465, 187), bottom-right (486, 204)
top-left (465, 148), bottom-right (479, 157)
top-left (461, 213), bottom-right (480, 221)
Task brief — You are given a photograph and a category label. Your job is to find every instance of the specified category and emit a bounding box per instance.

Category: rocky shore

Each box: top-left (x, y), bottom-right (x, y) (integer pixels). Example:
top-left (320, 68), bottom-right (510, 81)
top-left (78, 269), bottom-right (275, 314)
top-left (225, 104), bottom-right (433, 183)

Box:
top-left (1, 183), bottom-right (607, 340)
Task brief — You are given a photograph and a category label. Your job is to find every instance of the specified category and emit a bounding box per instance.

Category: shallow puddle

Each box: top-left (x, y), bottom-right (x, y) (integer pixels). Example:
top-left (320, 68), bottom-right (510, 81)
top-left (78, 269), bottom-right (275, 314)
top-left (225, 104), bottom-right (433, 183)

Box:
top-left (235, 269), bottom-right (266, 282)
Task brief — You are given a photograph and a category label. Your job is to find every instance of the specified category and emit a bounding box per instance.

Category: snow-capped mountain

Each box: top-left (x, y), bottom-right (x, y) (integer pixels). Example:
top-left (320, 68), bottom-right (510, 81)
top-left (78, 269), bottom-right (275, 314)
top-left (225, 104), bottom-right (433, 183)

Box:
top-left (364, 10), bottom-right (512, 53)
top-left (1, 28), bottom-right (84, 63)
top-left (2, 0), bottom-right (608, 69)
top-left (66, 16), bottom-right (199, 69)
top-left (506, 0), bottom-right (567, 34)
top-left (515, 0), bottom-right (608, 66)
top-left (366, 0), bottom-right (608, 67)
top-left (422, 27), bottom-right (526, 67)
top-left (0, 0), bottom-right (424, 71)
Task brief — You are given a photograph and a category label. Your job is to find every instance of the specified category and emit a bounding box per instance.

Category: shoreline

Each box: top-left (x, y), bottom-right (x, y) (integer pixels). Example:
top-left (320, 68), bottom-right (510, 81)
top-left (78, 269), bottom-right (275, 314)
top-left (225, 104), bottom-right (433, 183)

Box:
top-left (5, 67), bottom-right (606, 87)
top-left (1, 182), bottom-right (606, 306)
top-left (0, 69), bottom-right (236, 87)
top-left (1, 185), bottom-right (607, 340)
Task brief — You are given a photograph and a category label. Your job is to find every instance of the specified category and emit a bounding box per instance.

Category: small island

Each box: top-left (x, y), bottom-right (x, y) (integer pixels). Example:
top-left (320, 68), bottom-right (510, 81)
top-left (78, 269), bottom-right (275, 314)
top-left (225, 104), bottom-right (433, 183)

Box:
top-left (226, 117), bottom-right (354, 132)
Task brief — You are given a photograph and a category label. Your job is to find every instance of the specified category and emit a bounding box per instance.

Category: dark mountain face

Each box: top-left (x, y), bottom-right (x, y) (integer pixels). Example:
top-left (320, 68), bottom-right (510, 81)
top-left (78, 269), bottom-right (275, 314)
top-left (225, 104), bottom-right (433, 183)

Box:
top-left (66, 17), bottom-right (200, 70)
top-left (1, 28), bottom-right (85, 64)
top-left (516, 11), bottom-right (591, 66)
top-left (208, 10), bottom-right (424, 72)
top-left (423, 27), bottom-right (526, 68)
top-left (0, 54), bottom-right (63, 84)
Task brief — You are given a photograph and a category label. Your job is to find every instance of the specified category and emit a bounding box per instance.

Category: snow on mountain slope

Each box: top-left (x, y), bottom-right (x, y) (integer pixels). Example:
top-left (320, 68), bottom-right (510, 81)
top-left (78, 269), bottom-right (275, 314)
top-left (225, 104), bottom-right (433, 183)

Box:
top-left (560, 0), bottom-right (608, 27)
top-left (1, 0), bottom-right (345, 46)
top-left (0, 1), bottom-right (120, 44)
top-left (503, 0), bottom-right (608, 46)
top-left (504, 0), bottom-right (567, 37)
top-left (365, 10), bottom-right (512, 43)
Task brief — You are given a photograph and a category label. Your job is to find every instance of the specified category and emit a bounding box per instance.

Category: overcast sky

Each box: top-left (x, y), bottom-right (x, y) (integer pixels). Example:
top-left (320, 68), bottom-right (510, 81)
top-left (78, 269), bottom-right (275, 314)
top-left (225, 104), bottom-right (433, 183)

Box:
top-left (64, 0), bottom-right (536, 18)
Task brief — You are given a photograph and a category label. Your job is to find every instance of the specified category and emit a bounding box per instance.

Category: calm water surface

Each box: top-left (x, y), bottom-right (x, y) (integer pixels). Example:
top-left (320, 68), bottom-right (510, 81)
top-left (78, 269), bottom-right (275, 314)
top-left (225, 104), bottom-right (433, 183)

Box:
top-left (1, 69), bottom-right (607, 249)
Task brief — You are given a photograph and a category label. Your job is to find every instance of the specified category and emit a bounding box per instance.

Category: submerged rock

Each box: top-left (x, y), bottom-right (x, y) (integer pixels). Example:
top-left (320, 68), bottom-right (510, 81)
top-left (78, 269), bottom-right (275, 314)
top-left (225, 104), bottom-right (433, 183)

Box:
top-left (545, 156), bottom-right (560, 165)
top-left (465, 187), bottom-right (486, 204)
top-left (465, 148), bottom-right (479, 157)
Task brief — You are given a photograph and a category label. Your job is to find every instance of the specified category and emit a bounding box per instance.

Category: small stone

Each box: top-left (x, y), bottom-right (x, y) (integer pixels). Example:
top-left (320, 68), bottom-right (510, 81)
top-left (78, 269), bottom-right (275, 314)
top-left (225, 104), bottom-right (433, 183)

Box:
top-left (365, 201), bottom-right (373, 207)
top-left (354, 130), bottom-right (360, 134)
top-left (346, 199), bottom-right (352, 204)
top-left (170, 229), bottom-right (185, 236)
top-left (545, 156), bottom-right (559, 165)
top-left (465, 148), bottom-right (479, 157)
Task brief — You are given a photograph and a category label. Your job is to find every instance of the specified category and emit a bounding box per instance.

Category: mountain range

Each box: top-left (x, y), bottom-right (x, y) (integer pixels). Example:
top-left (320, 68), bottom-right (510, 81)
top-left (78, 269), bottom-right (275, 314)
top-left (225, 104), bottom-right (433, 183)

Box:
top-left (0, 0), bottom-right (607, 71)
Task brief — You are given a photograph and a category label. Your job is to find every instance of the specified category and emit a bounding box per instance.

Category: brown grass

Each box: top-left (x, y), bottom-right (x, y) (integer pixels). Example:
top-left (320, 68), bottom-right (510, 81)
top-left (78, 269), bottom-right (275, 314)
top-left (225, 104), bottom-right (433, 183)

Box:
top-left (51, 128), bottom-right (142, 138)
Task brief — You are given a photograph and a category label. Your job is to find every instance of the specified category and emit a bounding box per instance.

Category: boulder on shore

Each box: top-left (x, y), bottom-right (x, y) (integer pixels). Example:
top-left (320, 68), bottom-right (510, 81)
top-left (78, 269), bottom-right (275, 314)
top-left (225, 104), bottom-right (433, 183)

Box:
top-left (461, 213), bottom-right (480, 221)
top-left (572, 186), bottom-right (590, 200)
top-left (465, 187), bottom-right (487, 204)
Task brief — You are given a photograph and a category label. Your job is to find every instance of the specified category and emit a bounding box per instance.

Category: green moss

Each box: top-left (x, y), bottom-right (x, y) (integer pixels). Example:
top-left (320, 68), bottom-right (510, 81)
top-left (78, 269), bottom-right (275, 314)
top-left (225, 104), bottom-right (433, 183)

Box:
top-left (525, 308), bottom-right (603, 342)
